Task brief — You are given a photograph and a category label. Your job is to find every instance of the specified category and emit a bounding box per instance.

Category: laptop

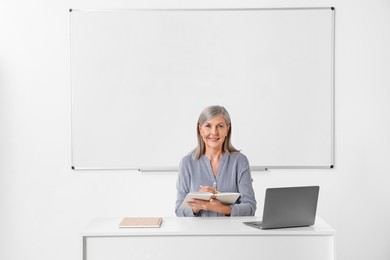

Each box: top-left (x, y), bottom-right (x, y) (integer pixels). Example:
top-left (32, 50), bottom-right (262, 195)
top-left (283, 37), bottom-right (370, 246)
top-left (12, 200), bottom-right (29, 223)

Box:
top-left (244, 186), bottom-right (319, 229)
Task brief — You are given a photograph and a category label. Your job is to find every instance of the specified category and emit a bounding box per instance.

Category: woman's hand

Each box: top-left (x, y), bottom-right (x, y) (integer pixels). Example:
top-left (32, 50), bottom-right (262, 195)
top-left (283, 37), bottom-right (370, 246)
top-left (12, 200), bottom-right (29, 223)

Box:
top-left (188, 197), bottom-right (220, 212)
top-left (188, 197), bottom-right (231, 216)
top-left (199, 185), bottom-right (219, 194)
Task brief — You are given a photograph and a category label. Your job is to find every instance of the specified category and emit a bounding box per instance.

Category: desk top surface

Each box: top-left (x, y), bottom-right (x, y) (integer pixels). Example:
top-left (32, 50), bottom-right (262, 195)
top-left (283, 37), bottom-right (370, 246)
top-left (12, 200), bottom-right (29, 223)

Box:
top-left (82, 216), bottom-right (335, 237)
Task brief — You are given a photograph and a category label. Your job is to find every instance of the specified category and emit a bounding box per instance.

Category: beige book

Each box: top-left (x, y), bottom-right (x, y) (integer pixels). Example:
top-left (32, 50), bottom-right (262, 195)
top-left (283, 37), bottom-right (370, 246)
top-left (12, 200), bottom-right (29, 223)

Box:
top-left (119, 217), bottom-right (163, 228)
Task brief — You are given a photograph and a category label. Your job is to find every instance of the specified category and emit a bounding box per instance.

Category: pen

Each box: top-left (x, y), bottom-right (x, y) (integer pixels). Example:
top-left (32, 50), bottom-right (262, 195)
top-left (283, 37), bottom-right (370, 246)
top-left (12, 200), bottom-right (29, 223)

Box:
top-left (199, 184), bottom-right (220, 194)
top-left (212, 182), bottom-right (220, 194)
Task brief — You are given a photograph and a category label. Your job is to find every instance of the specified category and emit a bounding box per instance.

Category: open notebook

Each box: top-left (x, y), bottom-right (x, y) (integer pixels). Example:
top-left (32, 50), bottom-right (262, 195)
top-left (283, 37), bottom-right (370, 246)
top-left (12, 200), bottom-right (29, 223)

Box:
top-left (180, 192), bottom-right (240, 209)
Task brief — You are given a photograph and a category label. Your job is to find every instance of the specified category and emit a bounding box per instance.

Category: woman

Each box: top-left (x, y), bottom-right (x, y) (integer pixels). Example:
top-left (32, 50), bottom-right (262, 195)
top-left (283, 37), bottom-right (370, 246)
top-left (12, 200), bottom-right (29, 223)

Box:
top-left (175, 105), bottom-right (257, 217)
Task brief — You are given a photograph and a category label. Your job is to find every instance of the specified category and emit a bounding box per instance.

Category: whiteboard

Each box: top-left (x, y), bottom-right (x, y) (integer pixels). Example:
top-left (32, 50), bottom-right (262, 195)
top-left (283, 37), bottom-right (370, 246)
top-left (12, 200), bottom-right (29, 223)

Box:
top-left (70, 8), bottom-right (335, 170)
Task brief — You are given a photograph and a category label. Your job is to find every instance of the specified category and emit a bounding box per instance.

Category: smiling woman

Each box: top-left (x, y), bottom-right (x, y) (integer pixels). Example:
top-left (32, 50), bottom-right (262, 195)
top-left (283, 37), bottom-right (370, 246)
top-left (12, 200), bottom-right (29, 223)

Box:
top-left (195, 106), bottom-right (239, 160)
top-left (198, 115), bottom-right (230, 174)
top-left (175, 105), bottom-right (257, 217)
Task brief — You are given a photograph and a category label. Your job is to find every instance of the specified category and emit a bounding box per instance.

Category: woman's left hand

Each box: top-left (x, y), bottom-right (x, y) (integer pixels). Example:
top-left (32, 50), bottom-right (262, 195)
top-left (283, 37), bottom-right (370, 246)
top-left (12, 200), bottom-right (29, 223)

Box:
top-left (187, 197), bottom-right (222, 212)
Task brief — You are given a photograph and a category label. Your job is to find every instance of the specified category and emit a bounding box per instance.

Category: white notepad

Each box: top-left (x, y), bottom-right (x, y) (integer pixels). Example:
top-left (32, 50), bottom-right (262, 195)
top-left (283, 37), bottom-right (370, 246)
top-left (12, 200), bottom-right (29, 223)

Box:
top-left (180, 192), bottom-right (240, 209)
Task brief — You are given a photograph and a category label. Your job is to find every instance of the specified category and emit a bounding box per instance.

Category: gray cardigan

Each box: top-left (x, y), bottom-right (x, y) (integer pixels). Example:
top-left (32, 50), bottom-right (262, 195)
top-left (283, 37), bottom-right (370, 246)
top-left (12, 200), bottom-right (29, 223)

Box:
top-left (175, 152), bottom-right (257, 217)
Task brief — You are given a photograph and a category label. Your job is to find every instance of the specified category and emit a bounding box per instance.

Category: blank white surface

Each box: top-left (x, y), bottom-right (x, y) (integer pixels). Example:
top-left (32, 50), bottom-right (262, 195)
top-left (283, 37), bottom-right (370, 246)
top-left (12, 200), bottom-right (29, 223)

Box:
top-left (86, 236), bottom-right (334, 260)
top-left (70, 8), bottom-right (335, 170)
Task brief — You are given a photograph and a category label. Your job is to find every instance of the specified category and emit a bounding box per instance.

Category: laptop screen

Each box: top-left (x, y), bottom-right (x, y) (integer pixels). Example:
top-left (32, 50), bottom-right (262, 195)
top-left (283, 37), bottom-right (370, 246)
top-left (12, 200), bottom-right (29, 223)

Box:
top-left (262, 186), bottom-right (319, 229)
top-left (244, 186), bottom-right (319, 229)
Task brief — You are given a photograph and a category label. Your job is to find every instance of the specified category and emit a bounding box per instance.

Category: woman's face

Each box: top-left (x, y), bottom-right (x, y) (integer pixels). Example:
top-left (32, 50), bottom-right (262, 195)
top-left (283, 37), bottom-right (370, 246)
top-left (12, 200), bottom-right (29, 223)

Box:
top-left (199, 115), bottom-right (229, 152)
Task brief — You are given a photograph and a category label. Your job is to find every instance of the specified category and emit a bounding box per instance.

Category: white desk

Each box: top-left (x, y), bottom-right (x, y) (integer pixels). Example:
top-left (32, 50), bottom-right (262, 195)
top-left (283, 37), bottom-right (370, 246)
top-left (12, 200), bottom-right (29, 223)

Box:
top-left (82, 216), bottom-right (335, 260)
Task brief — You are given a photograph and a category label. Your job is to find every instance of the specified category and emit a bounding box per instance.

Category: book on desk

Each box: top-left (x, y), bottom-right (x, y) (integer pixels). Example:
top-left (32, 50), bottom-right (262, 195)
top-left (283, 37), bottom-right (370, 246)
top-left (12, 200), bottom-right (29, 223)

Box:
top-left (119, 217), bottom-right (163, 228)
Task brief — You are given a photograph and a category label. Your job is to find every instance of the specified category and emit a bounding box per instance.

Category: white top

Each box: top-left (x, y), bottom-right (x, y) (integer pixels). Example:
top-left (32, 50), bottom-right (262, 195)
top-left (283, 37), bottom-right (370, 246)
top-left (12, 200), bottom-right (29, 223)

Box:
top-left (82, 216), bottom-right (335, 237)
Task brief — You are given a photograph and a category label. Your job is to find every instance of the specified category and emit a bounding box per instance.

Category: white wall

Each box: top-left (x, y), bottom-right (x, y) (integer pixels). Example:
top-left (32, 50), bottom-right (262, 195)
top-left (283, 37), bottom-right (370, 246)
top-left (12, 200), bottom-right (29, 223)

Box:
top-left (1, 0), bottom-right (390, 259)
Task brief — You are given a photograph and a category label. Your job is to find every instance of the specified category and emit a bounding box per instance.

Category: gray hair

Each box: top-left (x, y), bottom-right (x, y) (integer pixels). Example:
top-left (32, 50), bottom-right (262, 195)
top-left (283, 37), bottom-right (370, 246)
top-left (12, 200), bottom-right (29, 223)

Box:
top-left (193, 105), bottom-right (239, 160)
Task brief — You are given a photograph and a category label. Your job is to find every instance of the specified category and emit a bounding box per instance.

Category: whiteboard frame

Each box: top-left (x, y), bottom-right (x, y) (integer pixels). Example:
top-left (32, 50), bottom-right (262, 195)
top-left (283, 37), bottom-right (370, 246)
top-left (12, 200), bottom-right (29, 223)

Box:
top-left (70, 7), bottom-right (336, 171)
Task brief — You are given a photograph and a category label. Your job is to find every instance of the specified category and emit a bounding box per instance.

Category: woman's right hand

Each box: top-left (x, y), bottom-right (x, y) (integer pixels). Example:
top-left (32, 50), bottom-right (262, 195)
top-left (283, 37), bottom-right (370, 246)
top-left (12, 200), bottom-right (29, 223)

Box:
top-left (199, 185), bottom-right (218, 194)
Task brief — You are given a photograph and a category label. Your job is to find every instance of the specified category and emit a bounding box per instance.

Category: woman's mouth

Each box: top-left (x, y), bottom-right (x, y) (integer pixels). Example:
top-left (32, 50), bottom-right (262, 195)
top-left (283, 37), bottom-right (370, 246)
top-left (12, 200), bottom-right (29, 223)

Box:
top-left (208, 137), bottom-right (220, 142)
